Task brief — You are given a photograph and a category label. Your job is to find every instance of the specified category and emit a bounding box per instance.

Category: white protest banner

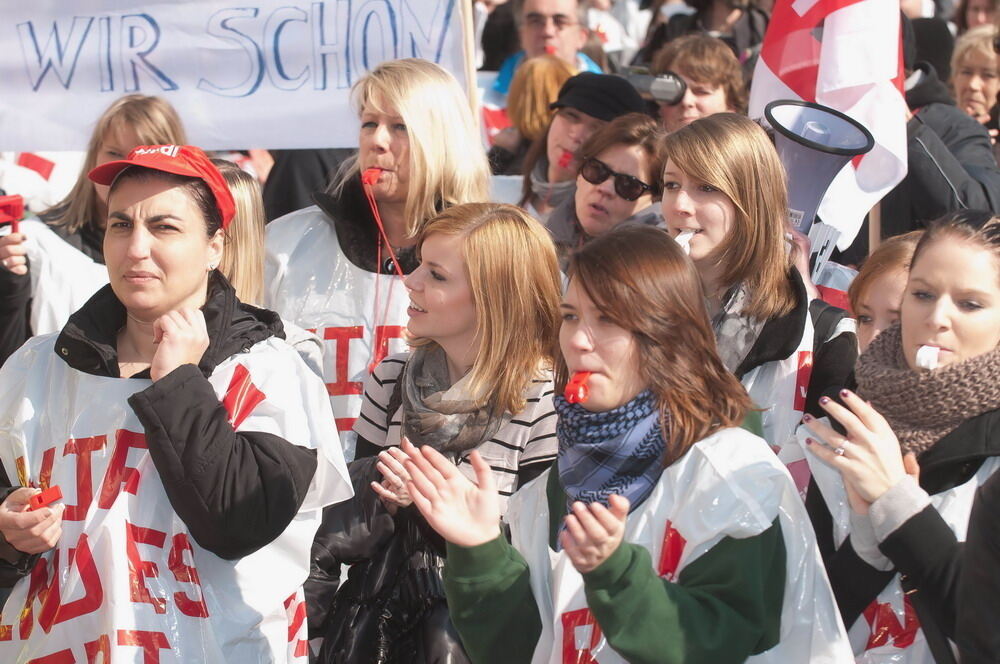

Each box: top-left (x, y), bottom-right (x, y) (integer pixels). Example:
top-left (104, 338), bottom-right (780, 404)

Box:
top-left (0, 0), bottom-right (474, 151)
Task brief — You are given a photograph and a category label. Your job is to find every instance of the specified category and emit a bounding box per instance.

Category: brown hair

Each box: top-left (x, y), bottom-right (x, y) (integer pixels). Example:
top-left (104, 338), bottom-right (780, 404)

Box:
top-left (44, 95), bottom-right (186, 234)
top-left (848, 231), bottom-right (923, 316)
top-left (662, 113), bottom-right (796, 319)
top-left (651, 34), bottom-right (748, 114)
top-left (912, 210), bottom-right (1000, 276)
top-left (955, 0), bottom-right (998, 33)
top-left (508, 55), bottom-right (577, 143)
top-left (413, 203), bottom-right (562, 415)
top-left (578, 113), bottom-right (666, 197)
top-left (212, 160), bottom-right (266, 305)
top-left (556, 225), bottom-right (752, 466)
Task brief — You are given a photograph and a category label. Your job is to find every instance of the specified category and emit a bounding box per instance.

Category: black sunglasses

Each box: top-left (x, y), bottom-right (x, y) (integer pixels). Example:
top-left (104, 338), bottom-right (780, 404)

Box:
top-left (579, 157), bottom-right (651, 202)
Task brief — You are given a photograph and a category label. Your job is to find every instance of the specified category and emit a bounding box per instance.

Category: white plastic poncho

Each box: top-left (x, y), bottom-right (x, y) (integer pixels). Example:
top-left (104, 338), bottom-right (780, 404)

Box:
top-left (2, 219), bottom-right (109, 336)
top-left (265, 206), bottom-right (410, 459)
top-left (505, 427), bottom-right (853, 664)
top-left (0, 334), bottom-right (352, 662)
top-left (797, 422), bottom-right (1000, 663)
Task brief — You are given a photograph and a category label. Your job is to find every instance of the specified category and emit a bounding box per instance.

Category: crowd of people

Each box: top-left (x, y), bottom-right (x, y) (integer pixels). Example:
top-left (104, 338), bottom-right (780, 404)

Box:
top-left (1, 0), bottom-right (1000, 662)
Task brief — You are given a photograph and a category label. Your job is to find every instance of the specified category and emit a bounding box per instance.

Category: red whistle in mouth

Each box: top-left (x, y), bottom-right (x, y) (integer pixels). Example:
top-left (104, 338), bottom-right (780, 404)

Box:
top-left (361, 167), bottom-right (383, 186)
top-left (558, 150), bottom-right (573, 169)
top-left (544, 44), bottom-right (557, 55)
top-left (565, 372), bottom-right (592, 404)
top-left (27, 486), bottom-right (62, 512)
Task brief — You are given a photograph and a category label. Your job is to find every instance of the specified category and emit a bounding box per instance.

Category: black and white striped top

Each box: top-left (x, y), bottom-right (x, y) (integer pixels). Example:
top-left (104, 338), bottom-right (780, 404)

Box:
top-left (353, 352), bottom-right (558, 510)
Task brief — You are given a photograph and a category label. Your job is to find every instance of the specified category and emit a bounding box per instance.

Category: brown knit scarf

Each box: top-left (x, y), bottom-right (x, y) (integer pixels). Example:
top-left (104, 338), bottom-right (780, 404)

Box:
top-left (855, 322), bottom-right (1000, 456)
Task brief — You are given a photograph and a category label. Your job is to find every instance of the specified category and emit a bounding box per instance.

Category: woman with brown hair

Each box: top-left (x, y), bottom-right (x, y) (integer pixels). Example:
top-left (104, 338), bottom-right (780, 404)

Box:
top-left (661, 112), bottom-right (857, 453)
top-left (650, 34), bottom-right (746, 132)
top-left (802, 210), bottom-right (1000, 662)
top-left (397, 224), bottom-right (850, 663)
top-left (544, 112), bottom-right (665, 264)
top-left (848, 231), bottom-right (923, 352)
top-left (0, 95), bottom-right (186, 365)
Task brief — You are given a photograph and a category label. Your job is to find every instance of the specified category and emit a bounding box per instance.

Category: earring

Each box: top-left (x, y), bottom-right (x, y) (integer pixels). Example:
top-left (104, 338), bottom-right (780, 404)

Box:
top-left (207, 263), bottom-right (217, 272)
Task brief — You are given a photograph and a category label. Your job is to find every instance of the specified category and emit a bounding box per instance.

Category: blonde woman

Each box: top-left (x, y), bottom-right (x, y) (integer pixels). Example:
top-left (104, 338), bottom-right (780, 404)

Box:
top-left (306, 203), bottom-right (562, 663)
top-left (0, 95), bottom-right (185, 365)
top-left (212, 160), bottom-right (266, 305)
top-left (660, 113), bottom-right (857, 454)
top-left (489, 55), bottom-right (576, 175)
top-left (951, 25), bottom-right (1000, 132)
top-left (265, 58), bottom-right (491, 456)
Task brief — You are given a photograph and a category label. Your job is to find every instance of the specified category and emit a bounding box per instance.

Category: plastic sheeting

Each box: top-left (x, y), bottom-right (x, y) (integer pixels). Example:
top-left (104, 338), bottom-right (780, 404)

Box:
top-left (506, 426), bottom-right (853, 664)
top-left (265, 206), bottom-right (411, 459)
top-left (797, 420), bottom-right (1000, 662)
top-left (0, 334), bottom-right (352, 662)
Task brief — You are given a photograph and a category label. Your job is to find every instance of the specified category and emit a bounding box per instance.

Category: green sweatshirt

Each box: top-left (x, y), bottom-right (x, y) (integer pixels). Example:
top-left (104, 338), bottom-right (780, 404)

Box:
top-left (443, 471), bottom-right (786, 664)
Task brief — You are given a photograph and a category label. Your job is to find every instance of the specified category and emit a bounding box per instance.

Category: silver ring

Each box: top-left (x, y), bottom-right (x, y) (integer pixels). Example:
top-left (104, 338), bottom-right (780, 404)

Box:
top-left (834, 446), bottom-right (846, 456)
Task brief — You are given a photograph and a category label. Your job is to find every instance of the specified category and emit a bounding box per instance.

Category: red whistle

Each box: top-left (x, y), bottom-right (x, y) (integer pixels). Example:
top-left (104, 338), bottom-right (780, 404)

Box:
top-left (27, 486), bottom-right (62, 512)
top-left (0, 194), bottom-right (24, 235)
top-left (558, 150), bottom-right (573, 169)
top-left (544, 44), bottom-right (557, 55)
top-left (565, 372), bottom-right (592, 404)
top-left (361, 167), bottom-right (383, 186)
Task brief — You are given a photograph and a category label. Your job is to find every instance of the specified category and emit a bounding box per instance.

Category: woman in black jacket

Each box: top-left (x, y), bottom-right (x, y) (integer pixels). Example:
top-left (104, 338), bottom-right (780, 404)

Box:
top-left (804, 210), bottom-right (1000, 663)
top-left (0, 95), bottom-right (186, 367)
top-left (0, 145), bottom-right (350, 662)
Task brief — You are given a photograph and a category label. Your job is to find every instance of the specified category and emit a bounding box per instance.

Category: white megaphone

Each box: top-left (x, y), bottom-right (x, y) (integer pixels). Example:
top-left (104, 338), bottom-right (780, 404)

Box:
top-left (764, 100), bottom-right (874, 234)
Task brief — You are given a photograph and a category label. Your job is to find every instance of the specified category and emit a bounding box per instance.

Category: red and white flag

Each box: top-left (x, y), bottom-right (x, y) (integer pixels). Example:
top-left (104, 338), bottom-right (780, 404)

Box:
top-left (749, 0), bottom-right (908, 249)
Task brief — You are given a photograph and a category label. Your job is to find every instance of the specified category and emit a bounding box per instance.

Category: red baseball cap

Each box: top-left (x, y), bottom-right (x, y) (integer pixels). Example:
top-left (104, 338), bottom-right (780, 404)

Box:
top-left (88, 144), bottom-right (236, 229)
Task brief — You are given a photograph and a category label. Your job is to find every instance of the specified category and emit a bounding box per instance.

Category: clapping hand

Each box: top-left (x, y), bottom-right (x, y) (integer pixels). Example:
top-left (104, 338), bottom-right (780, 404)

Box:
top-left (371, 444), bottom-right (415, 514)
top-left (561, 495), bottom-right (629, 574)
top-left (402, 439), bottom-right (501, 548)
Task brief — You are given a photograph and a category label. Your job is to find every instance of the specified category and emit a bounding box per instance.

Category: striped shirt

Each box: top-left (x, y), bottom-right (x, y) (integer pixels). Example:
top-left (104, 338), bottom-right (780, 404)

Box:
top-left (353, 352), bottom-right (558, 510)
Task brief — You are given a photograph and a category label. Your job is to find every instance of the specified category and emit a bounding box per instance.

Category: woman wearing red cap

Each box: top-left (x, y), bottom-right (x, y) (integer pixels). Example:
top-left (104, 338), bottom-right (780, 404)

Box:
top-left (265, 59), bottom-right (490, 461)
top-left (0, 95), bottom-right (186, 368)
top-left (0, 145), bottom-right (351, 662)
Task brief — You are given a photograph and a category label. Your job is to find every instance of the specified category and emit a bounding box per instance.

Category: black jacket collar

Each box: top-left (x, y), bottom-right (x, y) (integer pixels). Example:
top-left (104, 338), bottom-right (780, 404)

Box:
top-left (312, 177), bottom-right (419, 275)
top-left (733, 270), bottom-right (808, 379)
top-left (906, 61), bottom-right (955, 111)
top-left (54, 271), bottom-right (284, 378)
top-left (919, 408), bottom-right (1000, 494)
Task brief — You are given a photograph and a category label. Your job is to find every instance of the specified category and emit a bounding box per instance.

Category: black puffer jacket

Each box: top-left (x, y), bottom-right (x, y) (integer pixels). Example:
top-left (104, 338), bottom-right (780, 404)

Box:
top-left (307, 456), bottom-right (469, 664)
top-left (0, 215), bottom-right (104, 368)
top-left (0, 273), bottom-right (318, 580)
top-left (808, 406), bottom-right (1000, 657)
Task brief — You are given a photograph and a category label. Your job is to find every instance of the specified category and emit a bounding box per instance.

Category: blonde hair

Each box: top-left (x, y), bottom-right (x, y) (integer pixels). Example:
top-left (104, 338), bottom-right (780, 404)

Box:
top-left (413, 203), bottom-right (562, 415)
top-left (332, 59), bottom-right (490, 238)
top-left (951, 24), bottom-right (998, 90)
top-left (212, 160), bottom-right (265, 305)
top-left (507, 55), bottom-right (577, 142)
top-left (662, 113), bottom-right (796, 319)
top-left (43, 95), bottom-right (186, 234)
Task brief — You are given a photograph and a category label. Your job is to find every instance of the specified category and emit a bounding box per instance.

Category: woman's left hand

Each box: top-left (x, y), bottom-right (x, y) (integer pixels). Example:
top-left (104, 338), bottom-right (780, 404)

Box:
top-left (150, 308), bottom-right (210, 382)
top-left (804, 389), bottom-right (907, 507)
top-left (560, 494), bottom-right (629, 574)
top-left (370, 445), bottom-right (414, 514)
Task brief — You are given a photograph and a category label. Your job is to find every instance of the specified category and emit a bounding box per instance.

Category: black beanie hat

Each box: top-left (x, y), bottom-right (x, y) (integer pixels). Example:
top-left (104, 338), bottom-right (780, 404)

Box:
top-left (549, 73), bottom-right (646, 121)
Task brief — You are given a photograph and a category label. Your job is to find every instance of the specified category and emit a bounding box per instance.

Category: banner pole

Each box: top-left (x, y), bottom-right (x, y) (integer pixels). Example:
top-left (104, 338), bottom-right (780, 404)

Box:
top-left (868, 201), bottom-right (882, 255)
top-left (458, 0), bottom-right (479, 120)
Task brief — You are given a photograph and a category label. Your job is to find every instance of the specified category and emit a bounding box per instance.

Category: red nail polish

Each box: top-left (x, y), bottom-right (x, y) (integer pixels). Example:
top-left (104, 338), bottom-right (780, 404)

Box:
top-left (839, 389), bottom-right (849, 398)
top-left (805, 438), bottom-right (813, 445)
top-left (819, 396), bottom-right (829, 405)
